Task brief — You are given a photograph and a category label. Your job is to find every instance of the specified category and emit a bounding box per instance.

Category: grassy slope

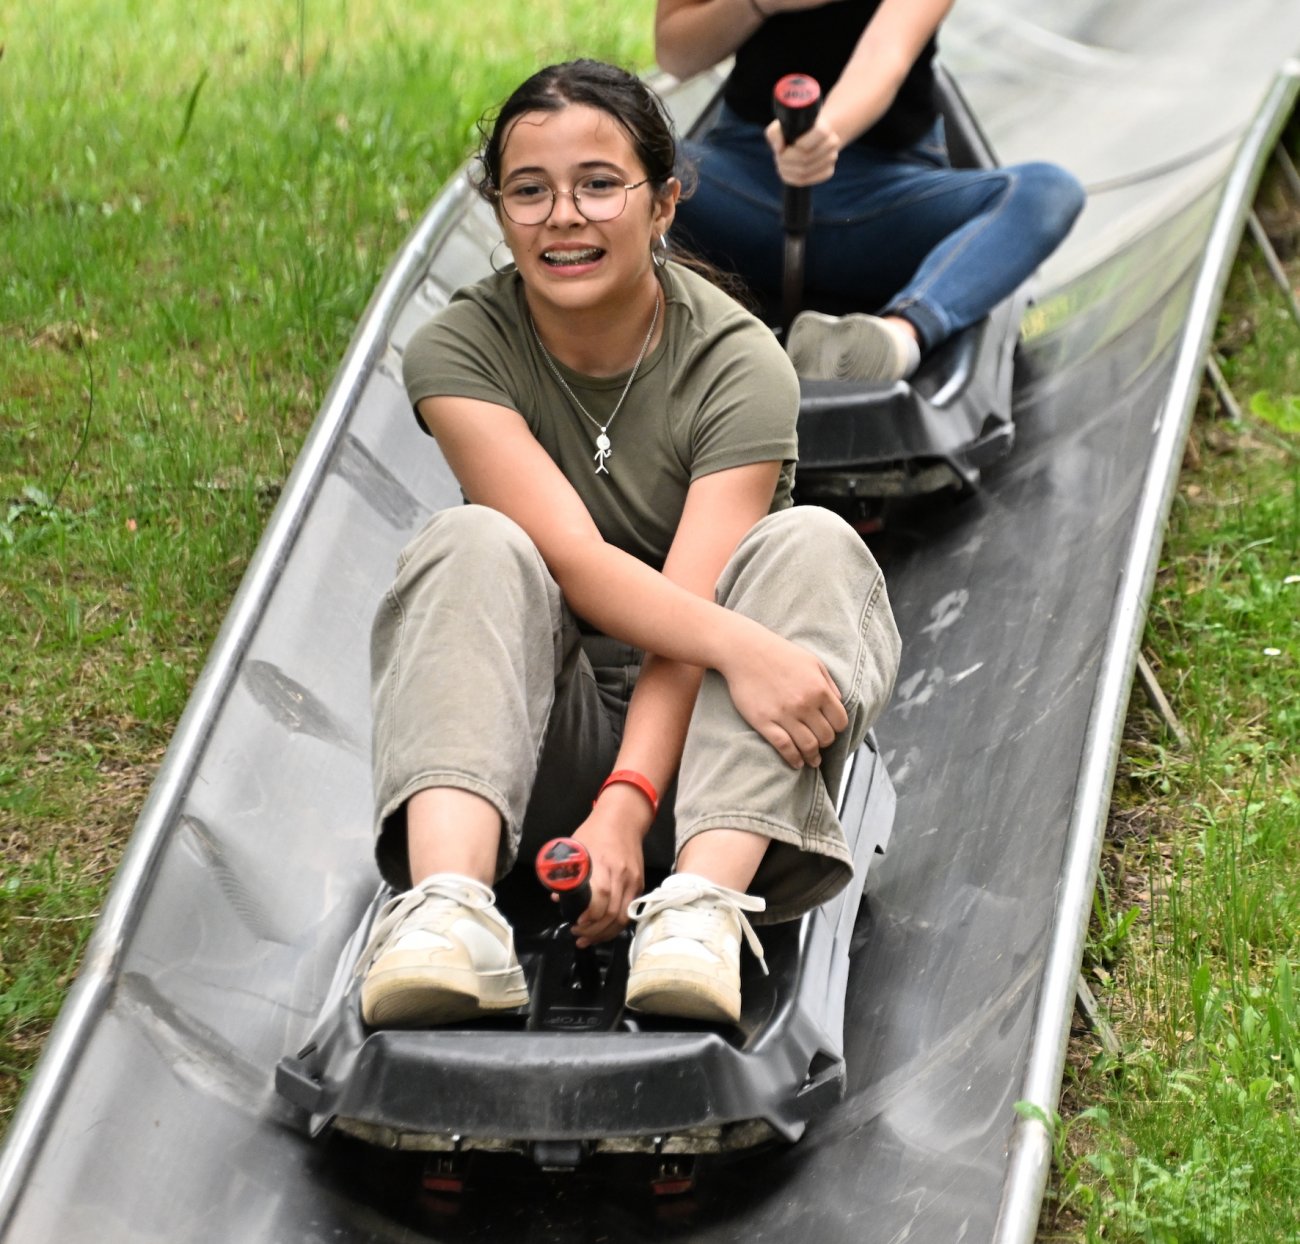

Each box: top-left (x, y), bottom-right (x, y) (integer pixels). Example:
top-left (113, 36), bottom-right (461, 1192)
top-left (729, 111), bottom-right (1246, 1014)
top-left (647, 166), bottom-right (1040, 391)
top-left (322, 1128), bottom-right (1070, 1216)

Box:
top-left (1043, 145), bottom-right (1300, 1241)
top-left (0, 0), bottom-right (653, 1131)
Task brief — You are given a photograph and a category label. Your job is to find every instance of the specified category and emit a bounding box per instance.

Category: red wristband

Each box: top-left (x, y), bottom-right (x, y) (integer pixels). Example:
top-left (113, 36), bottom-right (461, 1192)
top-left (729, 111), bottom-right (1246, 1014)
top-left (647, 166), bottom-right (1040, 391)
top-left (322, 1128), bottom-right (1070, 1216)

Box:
top-left (595, 769), bottom-right (660, 817)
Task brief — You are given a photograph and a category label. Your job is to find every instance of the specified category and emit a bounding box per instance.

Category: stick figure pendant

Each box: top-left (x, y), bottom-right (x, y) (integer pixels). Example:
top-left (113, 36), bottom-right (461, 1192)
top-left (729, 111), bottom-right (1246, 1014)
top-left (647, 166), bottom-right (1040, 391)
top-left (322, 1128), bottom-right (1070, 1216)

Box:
top-left (528, 293), bottom-right (659, 482)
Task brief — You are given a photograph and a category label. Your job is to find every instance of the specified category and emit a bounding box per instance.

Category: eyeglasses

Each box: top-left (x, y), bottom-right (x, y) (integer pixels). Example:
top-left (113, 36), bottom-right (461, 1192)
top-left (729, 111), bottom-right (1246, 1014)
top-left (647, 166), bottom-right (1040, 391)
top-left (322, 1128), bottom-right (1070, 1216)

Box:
top-left (494, 174), bottom-right (651, 225)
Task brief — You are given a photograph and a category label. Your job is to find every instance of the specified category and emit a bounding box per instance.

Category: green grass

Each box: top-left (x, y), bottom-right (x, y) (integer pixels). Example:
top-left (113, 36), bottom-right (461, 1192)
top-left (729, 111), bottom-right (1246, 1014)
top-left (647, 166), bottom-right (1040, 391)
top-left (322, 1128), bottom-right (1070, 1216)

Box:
top-left (1043, 150), bottom-right (1300, 1241)
top-left (0, 0), bottom-right (655, 1133)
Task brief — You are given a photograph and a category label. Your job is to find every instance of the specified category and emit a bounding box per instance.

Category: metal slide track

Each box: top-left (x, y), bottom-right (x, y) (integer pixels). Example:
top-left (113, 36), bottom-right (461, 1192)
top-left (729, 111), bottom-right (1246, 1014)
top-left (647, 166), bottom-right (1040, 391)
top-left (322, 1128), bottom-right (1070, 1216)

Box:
top-left (2, 3), bottom-right (1298, 1241)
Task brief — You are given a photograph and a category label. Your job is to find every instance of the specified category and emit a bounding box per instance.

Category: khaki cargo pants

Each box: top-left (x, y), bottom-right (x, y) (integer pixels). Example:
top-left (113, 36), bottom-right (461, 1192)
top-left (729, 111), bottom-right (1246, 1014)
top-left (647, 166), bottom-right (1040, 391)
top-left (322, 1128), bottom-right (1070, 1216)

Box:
top-left (371, 504), bottom-right (900, 923)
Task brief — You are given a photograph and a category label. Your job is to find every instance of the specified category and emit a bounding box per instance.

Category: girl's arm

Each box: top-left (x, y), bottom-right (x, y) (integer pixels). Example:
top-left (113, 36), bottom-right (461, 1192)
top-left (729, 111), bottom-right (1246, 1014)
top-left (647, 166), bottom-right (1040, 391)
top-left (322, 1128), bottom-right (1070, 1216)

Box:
top-left (420, 393), bottom-right (847, 940)
top-left (416, 392), bottom-right (842, 759)
top-left (654, 0), bottom-right (830, 82)
top-left (767, 0), bottom-right (953, 187)
top-left (568, 459), bottom-right (786, 943)
top-left (418, 393), bottom-right (845, 769)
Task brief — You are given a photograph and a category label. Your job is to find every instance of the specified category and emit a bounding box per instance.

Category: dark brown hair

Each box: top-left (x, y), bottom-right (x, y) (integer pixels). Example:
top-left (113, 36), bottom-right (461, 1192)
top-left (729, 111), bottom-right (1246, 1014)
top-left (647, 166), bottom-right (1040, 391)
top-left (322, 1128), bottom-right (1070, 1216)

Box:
top-left (476, 60), bottom-right (679, 203)
top-left (474, 60), bottom-right (751, 305)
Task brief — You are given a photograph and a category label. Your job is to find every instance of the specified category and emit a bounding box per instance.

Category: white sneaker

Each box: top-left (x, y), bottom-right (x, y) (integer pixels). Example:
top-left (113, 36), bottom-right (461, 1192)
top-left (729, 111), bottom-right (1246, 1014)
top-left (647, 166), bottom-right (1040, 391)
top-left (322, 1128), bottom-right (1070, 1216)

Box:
top-left (625, 874), bottom-right (768, 1024)
top-left (786, 310), bottom-right (919, 383)
top-left (357, 874), bottom-right (529, 1027)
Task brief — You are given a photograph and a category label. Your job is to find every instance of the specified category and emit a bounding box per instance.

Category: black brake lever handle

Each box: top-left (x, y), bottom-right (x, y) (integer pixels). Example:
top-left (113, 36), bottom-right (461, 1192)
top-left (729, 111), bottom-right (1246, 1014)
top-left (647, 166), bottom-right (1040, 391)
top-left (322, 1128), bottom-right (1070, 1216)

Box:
top-left (773, 72), bottom-right (822, 236)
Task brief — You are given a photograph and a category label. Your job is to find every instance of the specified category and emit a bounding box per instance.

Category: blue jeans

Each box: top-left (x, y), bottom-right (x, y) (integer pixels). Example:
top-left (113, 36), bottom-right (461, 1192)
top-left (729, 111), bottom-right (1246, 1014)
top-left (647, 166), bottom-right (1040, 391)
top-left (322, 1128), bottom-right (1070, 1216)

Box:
top-left (673, 106), bottom-right (1085, 350)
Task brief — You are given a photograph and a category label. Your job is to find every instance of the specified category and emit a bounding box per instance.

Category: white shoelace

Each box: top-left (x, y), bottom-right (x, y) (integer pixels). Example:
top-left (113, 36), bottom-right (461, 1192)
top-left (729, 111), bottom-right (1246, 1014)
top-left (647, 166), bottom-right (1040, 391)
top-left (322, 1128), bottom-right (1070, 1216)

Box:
top-left (627, 876), bottom-right (769, 977)
top-left (354, 874), bottom-right (497, 976)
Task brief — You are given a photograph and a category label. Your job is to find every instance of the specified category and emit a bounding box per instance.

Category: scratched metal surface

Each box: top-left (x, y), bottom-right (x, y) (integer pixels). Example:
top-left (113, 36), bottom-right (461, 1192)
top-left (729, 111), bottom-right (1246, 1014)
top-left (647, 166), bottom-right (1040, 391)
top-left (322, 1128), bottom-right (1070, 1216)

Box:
top-left (2, 3), bottom-right (1298, 1241)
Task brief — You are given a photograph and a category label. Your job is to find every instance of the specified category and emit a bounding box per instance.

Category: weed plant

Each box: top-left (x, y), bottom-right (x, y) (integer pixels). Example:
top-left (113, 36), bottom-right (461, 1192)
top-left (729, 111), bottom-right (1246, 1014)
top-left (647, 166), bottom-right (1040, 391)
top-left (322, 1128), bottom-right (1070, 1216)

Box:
top-left (0, 0), bottom-right (654, 1132)
top-left (1044, 145), bottom-right (1300, 1242)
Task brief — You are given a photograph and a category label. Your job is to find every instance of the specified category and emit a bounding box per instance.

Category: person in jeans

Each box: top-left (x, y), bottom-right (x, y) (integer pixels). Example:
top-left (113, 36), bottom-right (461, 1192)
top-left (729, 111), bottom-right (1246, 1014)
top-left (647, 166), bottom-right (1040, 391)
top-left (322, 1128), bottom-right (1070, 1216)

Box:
top-left (657, 0), bottom-right (1086, 382)
top-left (357, 60), bottom-right (900, 1029)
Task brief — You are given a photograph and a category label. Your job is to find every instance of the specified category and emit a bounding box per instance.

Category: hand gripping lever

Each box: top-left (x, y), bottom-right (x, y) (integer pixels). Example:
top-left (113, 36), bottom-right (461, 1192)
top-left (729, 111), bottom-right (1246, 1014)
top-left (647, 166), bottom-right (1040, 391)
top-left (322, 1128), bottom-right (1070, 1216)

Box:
top-left (773, 72), bottom-right (822, 333)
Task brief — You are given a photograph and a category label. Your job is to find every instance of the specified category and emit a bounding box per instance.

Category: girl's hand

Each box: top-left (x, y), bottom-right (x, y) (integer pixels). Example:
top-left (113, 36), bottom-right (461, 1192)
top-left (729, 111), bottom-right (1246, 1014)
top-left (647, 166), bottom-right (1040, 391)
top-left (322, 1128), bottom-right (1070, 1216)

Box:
top-left (765, 114), bottom-right (841, 187)
top-left (566, 805), bottom-right (647, 946)
top-left (719, 627), bottom-right (848, 768)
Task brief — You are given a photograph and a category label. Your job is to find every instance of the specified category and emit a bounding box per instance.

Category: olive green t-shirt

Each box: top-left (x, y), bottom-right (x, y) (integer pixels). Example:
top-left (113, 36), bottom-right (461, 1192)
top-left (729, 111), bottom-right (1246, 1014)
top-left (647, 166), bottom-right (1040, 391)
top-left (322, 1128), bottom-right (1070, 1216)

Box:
top-left (401, 262), bottom-right (799, 571)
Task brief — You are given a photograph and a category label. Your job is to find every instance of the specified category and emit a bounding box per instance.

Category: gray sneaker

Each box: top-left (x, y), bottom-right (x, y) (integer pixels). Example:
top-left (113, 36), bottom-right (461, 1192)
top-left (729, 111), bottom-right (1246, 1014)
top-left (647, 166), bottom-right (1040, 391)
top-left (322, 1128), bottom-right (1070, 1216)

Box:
top-left (625, 874), bottom-right (768, 1024)
top-left (786, 310), bottom-right (916, 383)
top-left (357, 874), bottom-right (528, 1027)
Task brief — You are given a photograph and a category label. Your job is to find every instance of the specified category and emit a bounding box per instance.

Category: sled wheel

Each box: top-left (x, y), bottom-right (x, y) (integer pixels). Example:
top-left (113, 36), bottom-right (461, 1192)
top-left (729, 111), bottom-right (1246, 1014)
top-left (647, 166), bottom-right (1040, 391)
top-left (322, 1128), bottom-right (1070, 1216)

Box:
top-left (420, 1154), bottom-right (466, 1196)
top-left (650, 1157), bottom-right (696, 1197)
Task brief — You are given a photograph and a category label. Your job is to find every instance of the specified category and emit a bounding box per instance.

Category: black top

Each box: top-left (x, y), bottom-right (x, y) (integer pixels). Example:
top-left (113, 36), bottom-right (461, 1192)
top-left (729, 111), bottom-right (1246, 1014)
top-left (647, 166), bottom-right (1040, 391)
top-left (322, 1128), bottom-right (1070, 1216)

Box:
top-left (723, 0), bottom-right (938, 150)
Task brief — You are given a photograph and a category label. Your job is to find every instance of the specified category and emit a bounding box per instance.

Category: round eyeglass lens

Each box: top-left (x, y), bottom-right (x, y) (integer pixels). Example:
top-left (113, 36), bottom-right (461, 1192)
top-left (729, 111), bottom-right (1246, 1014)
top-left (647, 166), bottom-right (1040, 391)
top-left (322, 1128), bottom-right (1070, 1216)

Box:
top-left (500, 176), bottom-right (644, 225)
top-left (573, 176), bottom-right (627, 221)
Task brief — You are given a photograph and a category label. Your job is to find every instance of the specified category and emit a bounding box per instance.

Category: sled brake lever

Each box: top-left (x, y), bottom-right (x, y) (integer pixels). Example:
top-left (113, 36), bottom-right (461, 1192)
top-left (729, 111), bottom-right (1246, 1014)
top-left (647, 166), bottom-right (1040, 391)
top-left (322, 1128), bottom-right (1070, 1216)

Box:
top-left (535, 837), bottom-right (593, 927)
top-left (773, 72), bottom-right (822, 334)
top-left (535, 836), bottom-right (602, 999)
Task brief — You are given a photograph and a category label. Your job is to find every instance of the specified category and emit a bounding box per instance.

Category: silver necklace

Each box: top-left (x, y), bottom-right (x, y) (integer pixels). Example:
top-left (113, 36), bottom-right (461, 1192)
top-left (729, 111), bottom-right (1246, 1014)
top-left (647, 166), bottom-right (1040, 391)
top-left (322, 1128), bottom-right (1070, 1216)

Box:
top-left (529, 293), bottom-right (661, 476)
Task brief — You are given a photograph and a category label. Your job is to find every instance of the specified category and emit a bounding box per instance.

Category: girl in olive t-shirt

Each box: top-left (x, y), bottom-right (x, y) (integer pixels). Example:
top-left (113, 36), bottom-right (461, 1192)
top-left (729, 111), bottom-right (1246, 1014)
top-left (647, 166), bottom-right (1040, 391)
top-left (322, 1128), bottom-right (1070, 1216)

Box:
top-left (357, 60), bottom-right (900, 1030)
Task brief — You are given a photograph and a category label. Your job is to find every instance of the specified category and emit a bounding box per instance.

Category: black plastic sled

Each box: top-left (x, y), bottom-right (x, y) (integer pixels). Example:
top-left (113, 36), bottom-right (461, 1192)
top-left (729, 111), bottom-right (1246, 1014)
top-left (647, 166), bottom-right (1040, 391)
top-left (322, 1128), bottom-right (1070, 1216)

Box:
top-left (275, 736), bottom-right (894, 1175)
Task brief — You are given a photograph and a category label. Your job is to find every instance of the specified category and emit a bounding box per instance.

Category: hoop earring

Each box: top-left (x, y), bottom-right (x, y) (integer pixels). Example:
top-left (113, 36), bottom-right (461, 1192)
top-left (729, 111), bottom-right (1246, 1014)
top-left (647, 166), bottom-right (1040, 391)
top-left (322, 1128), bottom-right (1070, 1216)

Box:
top-left (490, 239), bottom-right (515, 275)
top-left (652, 234), bottom-right (669, 269)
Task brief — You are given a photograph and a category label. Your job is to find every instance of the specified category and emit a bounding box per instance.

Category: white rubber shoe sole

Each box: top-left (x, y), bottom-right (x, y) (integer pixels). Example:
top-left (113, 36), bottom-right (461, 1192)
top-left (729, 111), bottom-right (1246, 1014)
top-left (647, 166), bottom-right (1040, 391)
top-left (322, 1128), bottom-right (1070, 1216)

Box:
top-left (625, 956), bottom-right (741, 1024)
top-left (361, 953), bottom-right (528, 1027)
top-left (786, 310), bottom-right (915, 383)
